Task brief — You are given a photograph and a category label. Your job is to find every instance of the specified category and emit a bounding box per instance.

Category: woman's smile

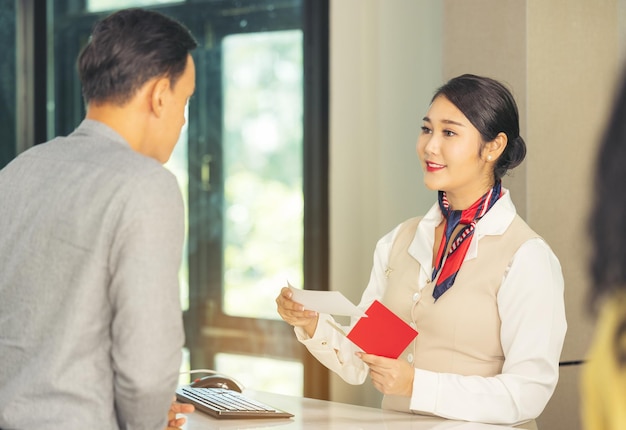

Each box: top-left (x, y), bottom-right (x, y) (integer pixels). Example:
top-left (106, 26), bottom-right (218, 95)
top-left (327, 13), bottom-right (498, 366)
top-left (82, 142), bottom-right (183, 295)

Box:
top-left (425, 161), bottom-right (445, 172)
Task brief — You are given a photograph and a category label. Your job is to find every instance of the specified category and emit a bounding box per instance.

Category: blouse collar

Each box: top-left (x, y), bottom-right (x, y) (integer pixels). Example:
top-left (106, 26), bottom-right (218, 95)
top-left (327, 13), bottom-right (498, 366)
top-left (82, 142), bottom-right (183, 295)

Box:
top-left (408, 189), bottom-right (518, 269)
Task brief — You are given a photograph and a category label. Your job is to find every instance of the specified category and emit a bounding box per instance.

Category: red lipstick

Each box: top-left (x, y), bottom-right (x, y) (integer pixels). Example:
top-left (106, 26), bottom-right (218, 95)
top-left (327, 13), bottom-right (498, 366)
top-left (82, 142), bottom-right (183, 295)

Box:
top-left (426, 161), bottom-right (445, 172)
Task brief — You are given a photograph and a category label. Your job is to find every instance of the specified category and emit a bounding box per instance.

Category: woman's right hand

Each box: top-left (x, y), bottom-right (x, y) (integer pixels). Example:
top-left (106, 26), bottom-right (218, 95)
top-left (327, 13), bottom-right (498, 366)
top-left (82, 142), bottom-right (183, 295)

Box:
top-left (276, 287), bottom-right (319, 337)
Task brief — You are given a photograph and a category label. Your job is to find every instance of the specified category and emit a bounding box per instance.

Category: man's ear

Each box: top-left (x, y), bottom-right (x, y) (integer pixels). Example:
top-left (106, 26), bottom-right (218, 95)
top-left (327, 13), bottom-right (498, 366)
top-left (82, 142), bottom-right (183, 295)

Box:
top-left (484, 132), bottom-right (507, 162)
top-left (150, 77), bottom-right (171, 118)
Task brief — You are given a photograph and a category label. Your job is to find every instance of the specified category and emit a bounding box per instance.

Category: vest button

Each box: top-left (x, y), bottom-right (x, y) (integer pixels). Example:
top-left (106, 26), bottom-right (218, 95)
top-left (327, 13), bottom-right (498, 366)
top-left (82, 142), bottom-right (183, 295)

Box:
top-left (412, 292), bottom-right (421, 302)
top-left (407, 353), bottom-right (414, 363)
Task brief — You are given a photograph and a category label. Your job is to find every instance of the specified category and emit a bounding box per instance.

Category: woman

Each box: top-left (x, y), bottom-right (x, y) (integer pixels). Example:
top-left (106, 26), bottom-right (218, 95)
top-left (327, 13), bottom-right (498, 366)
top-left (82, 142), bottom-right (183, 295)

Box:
top-left (582, 69), bottom-right (626, 430)
top-left (276, 74), bottom-right (567, 427)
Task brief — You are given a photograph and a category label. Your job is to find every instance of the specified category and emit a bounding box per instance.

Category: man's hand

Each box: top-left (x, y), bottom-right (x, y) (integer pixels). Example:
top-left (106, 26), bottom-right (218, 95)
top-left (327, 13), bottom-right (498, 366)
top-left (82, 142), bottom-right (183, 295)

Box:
top-left (166, 400), bottom-right (195, 430)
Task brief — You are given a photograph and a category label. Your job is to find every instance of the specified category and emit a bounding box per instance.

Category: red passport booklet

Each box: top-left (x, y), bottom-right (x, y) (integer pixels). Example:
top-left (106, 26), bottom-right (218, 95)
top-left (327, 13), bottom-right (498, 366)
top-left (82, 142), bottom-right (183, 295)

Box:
top-left (346, 300), bottom-right (418, 359)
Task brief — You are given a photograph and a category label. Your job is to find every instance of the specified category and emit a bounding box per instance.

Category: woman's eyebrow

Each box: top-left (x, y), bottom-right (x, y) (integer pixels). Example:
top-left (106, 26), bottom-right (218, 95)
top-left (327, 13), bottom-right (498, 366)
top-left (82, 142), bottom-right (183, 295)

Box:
top-left (422, 116), bottom-right (465, 127)
top-left (442, 119), bottom-right (465, 127)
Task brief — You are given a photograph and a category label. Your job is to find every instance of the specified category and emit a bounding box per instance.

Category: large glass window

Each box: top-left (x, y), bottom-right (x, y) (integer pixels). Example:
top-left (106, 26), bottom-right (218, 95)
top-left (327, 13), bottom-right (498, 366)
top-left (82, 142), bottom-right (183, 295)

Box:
top-left (45, 0), bottom-right (329, 399)
top-left (222, 30), bottom-right (304, 320)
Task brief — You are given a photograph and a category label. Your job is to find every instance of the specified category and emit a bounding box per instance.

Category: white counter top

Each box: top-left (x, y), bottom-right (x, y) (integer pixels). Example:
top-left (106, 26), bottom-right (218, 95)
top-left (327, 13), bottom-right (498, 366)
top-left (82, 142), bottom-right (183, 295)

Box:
top-left (182, 389), bottom-right (520, 430)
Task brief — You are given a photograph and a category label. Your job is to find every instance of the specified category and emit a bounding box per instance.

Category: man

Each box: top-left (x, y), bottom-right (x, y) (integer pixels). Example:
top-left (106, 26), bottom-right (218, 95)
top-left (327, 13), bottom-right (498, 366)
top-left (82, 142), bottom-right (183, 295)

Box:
top-left (0, 8), bottom-right (196, 429)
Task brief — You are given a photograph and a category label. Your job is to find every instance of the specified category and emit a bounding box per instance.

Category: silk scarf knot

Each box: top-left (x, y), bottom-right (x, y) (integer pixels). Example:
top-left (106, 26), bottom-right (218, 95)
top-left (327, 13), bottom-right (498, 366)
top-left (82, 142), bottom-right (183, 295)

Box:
top-left (431, 181), bottom-right (502, 300)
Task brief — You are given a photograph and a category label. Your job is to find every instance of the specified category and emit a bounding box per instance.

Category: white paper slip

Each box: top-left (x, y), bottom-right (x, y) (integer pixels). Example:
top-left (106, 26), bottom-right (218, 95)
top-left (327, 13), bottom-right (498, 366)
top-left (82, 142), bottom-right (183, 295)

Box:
top-left (288, 286), bottom-right (367, 318)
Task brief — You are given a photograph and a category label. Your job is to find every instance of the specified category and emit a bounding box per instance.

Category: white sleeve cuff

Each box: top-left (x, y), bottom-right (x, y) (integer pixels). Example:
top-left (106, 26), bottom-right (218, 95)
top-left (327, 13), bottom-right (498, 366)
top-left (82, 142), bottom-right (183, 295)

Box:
top-left (410, 368), bottom-right (439, 414)
top-left (294, 313), bottom-right (334, 344)
top-left (293, 314), bottom-right (369, 385)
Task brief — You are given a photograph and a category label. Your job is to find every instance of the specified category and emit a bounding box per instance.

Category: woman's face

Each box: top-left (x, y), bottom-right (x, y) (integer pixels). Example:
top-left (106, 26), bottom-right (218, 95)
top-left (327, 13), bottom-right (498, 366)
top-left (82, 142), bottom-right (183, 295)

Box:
top-left (416, 95), bottom-right (493, 209)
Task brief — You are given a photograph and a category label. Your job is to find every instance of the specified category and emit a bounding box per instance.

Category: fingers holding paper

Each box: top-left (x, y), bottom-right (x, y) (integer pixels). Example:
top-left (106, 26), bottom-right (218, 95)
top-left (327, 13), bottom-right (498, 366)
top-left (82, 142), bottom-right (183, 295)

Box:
top-left (357, 352), bottom-right (414, 397)
top-left (276, 287), bottom-right (319, 336)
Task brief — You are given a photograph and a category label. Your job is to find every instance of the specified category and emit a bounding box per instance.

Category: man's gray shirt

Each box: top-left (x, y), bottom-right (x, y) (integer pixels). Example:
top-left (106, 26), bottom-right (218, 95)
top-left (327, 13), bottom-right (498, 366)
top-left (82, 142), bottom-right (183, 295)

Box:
top-left (0, 120), bottom-right (185, 429)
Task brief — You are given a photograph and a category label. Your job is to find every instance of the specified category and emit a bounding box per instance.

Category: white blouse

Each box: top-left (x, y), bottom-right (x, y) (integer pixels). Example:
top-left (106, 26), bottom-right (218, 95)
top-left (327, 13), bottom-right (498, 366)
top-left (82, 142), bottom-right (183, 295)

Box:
top-left (295, 190), bottom-right (567, 425)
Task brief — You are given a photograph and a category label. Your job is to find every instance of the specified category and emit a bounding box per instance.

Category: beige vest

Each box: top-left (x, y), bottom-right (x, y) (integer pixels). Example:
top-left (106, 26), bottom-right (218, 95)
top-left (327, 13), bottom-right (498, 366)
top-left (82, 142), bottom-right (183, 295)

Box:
top-left (381, 214), bottom-right (539, 425)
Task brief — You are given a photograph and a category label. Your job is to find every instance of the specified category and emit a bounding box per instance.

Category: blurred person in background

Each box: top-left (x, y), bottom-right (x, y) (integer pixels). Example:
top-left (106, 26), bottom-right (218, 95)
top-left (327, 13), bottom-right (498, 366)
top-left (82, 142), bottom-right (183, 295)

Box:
top-left (583, 66), bottom-right (626, 430)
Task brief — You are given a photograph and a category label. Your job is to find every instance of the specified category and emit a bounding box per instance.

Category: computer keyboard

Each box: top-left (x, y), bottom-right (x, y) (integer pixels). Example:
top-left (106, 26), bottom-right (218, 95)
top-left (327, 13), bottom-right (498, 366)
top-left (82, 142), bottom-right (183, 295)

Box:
top-left (175, 386), bottom-right (294, 419)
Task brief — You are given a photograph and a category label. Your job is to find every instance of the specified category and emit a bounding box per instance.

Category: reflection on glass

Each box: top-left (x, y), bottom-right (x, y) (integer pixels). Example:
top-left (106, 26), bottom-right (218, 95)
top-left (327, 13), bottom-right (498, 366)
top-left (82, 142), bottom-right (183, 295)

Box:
top-left (87, 0), bottom-right (183, 12)
top-left (215, 352), bottom-right (303, 396)
top-left (179, 347), bottom-right (191, 386)
top-left (222, 30), bottom-right (304, 320)
top-left (165, 105), bottom-right (190, 311)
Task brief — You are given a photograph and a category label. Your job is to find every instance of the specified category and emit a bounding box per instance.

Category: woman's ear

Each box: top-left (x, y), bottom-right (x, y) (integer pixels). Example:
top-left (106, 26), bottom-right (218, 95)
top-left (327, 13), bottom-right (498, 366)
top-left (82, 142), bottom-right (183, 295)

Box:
top-left (149, 77), bottom-right (171, 118)
top-left (484, 132), bottom-right (507, 162)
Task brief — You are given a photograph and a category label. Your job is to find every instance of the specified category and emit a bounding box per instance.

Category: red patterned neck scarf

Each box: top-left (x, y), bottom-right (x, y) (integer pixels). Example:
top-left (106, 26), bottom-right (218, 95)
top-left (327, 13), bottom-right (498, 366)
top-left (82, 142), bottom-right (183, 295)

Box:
top-left (431, 181), bottom-right (502, 300)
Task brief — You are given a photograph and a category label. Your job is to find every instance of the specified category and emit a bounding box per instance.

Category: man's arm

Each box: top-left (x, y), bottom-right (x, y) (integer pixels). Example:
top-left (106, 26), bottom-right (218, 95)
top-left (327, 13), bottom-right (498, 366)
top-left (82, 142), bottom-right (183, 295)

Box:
top-left (108, 170), bottom-right (185, 429)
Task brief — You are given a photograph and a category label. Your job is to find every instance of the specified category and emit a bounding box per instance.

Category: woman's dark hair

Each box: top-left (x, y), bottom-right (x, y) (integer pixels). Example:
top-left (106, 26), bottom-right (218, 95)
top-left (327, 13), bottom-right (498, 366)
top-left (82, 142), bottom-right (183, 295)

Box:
top-left (590, 70), bottom-right (626, 306)
top-left (78, 8), bottom-right (198, 105)
top-left (433, 74), bottom-right (526, 181)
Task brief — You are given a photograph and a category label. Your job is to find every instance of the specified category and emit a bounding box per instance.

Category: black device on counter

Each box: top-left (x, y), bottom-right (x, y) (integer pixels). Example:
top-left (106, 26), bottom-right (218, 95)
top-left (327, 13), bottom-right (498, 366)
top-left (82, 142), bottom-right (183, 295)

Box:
top-left (176, 373), bottom-right (293, 420)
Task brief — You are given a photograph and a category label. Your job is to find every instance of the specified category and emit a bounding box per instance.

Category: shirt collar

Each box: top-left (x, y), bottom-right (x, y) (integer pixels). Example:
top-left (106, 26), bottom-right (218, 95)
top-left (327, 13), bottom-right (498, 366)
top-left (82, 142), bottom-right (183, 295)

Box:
top-left (72, 119), bottom-right (130, 148)
top-left (408, 189), bottom-right (517, 269)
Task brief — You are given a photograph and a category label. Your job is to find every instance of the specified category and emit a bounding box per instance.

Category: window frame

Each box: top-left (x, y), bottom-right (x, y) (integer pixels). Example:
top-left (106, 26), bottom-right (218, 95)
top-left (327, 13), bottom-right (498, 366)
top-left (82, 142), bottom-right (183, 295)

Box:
top-left (23, 0), bottom-right (330, 400)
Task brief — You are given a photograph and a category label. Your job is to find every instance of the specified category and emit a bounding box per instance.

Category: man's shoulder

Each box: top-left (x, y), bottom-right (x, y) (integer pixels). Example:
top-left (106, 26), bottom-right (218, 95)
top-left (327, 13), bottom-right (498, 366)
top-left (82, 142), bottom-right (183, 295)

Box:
top-left (38, 128), bottom-right (170, 178)
top-left (6, 131), bottom-right (178, 205)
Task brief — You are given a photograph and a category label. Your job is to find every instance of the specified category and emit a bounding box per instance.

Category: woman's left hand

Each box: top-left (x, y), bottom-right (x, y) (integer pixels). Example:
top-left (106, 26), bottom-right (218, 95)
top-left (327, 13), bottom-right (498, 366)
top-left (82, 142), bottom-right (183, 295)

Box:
top-left (357, 352), bottom-right (414, 397)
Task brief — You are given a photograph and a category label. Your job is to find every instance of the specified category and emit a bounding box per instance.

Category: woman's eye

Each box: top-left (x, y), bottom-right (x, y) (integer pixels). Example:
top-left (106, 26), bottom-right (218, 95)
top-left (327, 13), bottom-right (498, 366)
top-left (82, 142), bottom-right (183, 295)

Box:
top-left (443, 130), bottom-right (456, 137)
top-left (420, 126), bottom-right (432, 134)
